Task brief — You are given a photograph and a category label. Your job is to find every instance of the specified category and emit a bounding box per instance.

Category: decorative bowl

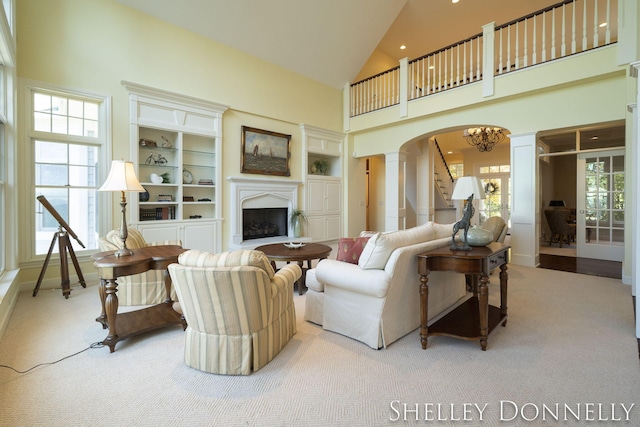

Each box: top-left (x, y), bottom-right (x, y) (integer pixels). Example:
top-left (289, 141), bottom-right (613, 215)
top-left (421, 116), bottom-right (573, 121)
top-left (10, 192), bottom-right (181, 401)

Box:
top-left (283, 242), bottom-right (305, 249)
top-left (467, 226), bottom-right (493, 246)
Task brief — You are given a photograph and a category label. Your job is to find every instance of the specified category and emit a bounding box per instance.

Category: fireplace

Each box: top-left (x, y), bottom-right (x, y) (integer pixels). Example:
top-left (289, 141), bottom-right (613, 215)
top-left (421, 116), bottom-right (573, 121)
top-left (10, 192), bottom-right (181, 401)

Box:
top-left (228, 177), bottom-right (304, 249)
top-left (243, 207), bottom-right (288, 240)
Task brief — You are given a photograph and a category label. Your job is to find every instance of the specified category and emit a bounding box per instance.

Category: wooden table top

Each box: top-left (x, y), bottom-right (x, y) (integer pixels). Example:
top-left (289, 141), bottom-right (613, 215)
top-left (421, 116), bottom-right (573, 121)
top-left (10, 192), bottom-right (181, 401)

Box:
top-left (92, 245), bottom-right (186, 278)
top-left (255, 242), bottom-right (332, 262)
top-left (418, 242), bottom-right (510, 260)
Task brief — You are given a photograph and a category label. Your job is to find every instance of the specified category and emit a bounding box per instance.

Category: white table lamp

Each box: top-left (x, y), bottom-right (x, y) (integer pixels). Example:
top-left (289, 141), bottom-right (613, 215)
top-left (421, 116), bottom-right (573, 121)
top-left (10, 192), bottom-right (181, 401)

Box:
top-left (99, 160), bottom-right (145, 257)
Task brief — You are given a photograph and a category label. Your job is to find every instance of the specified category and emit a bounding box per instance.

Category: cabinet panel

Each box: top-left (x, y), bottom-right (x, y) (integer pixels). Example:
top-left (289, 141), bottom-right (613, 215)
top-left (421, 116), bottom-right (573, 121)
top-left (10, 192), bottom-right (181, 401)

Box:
top-left (138, 223), bottom-right (181, 243)
top-left (307, 216), bottom-right (326, 241)
top-left (307, 180), bottom-right (327, 215)
top-left (325, 180), bottom-right (342, 214)
top-left (183, 222), bottom-right (218, 252)
top-left (324, 215), bottom-right (342, 241)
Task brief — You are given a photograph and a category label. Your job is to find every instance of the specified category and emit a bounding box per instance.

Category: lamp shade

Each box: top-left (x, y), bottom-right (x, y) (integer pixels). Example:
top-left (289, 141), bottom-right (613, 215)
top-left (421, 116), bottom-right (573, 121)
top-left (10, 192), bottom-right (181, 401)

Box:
top-left (451, 176), bottom-right (485, 200)
top-left (99, 160), bottom-right (145, 193)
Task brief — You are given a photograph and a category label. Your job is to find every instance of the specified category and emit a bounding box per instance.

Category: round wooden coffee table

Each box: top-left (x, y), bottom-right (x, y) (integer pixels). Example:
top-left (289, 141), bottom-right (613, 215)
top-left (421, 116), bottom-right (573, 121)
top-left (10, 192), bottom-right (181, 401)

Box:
top-left (255, 242), bottom-right (332, 295)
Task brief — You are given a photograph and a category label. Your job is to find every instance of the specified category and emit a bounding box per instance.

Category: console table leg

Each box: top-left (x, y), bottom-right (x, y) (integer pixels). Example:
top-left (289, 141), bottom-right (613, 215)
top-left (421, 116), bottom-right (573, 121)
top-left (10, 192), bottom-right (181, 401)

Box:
top-left (163, 269), bottom-right (172, 304)
top-left (103, 279), bottom-right (119, 353)
top-left (500, 264), bottom-right (509, 326)
top-left (479, 274), bottom-right (489, 351)
top-left (96, 279), bottom-right (108, 329)
top-left (419, 274), bottom-right (429, 349)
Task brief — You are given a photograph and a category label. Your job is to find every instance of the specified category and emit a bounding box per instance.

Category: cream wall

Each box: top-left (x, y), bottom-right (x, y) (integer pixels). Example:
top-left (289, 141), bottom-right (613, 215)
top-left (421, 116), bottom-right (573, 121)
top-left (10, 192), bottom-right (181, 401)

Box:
top-left (16, 0), bottom-right (343, 284)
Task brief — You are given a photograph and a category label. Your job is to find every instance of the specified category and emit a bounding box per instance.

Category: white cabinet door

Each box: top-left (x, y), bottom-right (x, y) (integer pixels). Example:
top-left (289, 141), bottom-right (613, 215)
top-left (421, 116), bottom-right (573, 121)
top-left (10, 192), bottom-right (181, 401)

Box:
top-left (137, 221), bottom-right (218, 252)
top-left (138, 223), bottom-right (181, 243)
top-left (307, 216), bottom-right (326, 241)
top-left (182, 222), bottom-right (218, 253)
top-left (325, 215), bottom-right (341, 240)
top-left (325, 180), bottom-right (342, 214)
top-left (307, 180), bottom-right (327, 215)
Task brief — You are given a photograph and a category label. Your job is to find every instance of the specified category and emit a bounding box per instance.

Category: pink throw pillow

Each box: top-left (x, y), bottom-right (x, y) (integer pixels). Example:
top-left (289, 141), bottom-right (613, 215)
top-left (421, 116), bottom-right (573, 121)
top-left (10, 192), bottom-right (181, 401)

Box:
top-left (336, 236), bottom-right (371, 264)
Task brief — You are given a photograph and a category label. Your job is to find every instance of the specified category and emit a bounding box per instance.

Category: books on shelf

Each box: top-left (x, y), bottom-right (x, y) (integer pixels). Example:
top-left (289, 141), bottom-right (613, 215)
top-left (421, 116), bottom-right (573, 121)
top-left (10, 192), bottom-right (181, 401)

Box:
top-left (198, 179), bottom-right (214, 185)
top-left (139, 206), bottom-right (176, 221)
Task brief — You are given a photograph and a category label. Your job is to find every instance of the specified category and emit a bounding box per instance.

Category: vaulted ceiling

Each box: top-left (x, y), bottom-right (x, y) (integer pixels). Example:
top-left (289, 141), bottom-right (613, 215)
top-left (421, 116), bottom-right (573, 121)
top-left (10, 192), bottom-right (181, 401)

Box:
top-left (115, 0), bottom-right (561, 89)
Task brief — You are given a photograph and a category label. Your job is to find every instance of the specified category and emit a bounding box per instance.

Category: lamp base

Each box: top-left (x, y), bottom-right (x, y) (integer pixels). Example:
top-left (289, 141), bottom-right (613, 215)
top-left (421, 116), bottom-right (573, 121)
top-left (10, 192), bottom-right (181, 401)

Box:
top-left (114, 248), bottom-right (134, 257)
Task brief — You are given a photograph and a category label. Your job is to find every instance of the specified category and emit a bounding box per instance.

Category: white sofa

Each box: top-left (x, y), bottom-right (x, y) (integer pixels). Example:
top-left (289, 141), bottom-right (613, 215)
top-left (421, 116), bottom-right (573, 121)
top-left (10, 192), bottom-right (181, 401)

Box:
top-left (304, 222), bottom-right (467, 349)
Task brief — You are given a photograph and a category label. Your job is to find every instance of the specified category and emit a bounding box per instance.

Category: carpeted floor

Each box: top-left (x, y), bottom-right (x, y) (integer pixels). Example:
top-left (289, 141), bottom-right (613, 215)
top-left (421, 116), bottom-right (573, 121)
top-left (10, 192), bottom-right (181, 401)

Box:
top-left (1, 264), bottom-right (639, 426)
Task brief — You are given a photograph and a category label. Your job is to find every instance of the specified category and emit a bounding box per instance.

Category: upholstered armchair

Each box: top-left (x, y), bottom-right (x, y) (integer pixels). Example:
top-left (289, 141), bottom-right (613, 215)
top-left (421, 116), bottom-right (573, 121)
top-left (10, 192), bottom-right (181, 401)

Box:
top-left (168, 249), bottom-right (301, 375)
top-left (483, 216), bottom-right (508, 243)
top-left (544, 208), bottom-right (576, 247)
top-left (98, 228), bottom-right (182, 305)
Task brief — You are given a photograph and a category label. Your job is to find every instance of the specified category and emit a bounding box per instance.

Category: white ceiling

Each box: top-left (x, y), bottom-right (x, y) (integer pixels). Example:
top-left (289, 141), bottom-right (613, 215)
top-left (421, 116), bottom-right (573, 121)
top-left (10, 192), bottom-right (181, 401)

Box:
top-left (115, 0), bottom-right (561, 89)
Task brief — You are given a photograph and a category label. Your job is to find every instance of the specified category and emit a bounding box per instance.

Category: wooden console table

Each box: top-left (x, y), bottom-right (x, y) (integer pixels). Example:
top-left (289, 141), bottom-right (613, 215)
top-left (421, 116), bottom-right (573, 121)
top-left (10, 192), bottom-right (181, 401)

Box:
top-left (92, 245), bottom-right (187, 352)
top-left (417, 242), bottom-right (510, 351)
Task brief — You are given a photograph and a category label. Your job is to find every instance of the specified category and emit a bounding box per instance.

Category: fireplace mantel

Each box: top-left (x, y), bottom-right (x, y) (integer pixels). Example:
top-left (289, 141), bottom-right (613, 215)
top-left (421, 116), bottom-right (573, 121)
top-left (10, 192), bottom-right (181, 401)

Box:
top-left (227, 177), bottom-right (306, 249)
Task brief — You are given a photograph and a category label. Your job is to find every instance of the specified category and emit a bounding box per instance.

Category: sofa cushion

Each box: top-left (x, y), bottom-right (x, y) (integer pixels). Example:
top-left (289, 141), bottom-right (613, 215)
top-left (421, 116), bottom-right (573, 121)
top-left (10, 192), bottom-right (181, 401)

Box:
top-left (336, 236), bottom-right (371, 264)
top-left (358, 222), bottom-right (436, 270)
top-left (178, 249), bottom-right (275, 278)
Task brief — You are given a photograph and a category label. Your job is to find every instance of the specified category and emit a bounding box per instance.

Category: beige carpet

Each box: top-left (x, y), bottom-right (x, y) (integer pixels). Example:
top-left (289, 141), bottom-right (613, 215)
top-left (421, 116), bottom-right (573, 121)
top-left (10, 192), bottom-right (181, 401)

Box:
top-left (1, 264), bottom-right (639, 426)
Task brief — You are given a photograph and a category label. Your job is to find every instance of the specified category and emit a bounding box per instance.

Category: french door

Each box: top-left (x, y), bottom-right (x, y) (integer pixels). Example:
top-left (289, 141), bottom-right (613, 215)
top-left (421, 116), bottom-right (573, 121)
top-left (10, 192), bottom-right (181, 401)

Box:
top-left (576, 150), bottom-right (624, 261)
top-left (478, 175), bottom-right (511, 228)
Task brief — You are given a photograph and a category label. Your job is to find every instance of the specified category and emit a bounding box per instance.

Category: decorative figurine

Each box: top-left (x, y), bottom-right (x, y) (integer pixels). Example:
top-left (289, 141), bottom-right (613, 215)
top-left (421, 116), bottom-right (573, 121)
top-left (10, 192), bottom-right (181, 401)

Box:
top-left (451, 194), bottom-right (475, 251)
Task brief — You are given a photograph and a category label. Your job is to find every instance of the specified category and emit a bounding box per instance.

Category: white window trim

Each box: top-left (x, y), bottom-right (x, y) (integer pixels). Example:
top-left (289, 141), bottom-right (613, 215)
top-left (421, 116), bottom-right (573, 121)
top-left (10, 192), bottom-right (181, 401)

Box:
top-left (21, 79), bottom-right (112, 263)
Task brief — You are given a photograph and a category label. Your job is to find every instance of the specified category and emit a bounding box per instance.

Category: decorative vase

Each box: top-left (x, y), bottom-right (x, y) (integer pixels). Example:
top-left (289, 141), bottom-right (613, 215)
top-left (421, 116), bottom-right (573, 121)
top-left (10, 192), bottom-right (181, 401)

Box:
top-left (467, 226), bottom-right (493, 246)
top-left (293, 217), bottom-right (302, 238)
top-left (139, 188), bottom-right (150, 202)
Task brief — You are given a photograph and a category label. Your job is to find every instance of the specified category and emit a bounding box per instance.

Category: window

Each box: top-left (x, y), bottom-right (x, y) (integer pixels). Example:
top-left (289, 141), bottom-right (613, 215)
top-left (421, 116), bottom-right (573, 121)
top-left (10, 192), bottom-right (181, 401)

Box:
top-left (27, 84), bottom-right (110, 258)
top-left (448, 163), bottom-right (463, 179)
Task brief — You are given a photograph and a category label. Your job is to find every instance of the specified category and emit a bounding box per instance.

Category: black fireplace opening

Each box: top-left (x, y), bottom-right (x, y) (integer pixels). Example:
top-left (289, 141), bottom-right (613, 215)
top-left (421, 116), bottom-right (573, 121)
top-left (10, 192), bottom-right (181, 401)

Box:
top-left (243, 207), bottom-right (288, 240)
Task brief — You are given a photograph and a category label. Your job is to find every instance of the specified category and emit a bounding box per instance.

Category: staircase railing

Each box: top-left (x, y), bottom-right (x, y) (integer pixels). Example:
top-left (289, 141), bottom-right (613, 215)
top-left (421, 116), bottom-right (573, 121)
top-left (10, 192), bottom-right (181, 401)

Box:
top-left (349, 0), bottom-right (618, 117)
top-left (433, 138), bottom-right (454, 209)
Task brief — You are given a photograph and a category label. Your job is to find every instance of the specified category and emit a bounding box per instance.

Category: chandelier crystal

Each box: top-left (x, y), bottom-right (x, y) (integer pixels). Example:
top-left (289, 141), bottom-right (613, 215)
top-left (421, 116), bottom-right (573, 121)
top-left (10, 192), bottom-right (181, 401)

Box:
top-left (464, 127), bottom-right (506, 152)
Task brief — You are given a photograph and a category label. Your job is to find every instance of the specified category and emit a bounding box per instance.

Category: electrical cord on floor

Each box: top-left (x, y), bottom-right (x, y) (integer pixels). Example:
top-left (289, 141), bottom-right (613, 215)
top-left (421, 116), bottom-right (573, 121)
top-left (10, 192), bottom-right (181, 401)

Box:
top-left (0, 341), bottom-right (105, 374)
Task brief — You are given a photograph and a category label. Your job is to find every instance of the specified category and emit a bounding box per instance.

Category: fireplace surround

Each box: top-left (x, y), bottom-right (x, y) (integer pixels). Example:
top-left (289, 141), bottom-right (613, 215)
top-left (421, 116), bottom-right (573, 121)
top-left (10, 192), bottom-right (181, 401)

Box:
top-left (228, 177), bottom-right (305, 249)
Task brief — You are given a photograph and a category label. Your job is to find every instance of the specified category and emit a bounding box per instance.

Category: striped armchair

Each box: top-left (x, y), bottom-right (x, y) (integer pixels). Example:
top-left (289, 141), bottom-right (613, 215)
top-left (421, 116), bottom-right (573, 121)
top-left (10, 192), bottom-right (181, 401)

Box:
top-left (168, 249), bottom-right (301, 375)
top-left (98, 228), bottom-right (182, 305)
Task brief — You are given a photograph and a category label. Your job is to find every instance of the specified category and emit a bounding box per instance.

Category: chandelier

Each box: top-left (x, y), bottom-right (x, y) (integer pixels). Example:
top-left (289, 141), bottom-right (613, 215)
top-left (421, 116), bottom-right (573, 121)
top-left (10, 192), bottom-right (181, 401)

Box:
top-left (464, 127), bottom-right (506, 152)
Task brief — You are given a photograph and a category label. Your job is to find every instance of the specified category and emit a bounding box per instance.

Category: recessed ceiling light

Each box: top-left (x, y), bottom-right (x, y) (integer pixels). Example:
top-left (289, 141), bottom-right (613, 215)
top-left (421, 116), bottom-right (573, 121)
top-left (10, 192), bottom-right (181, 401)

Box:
top-left (447, 151), bottom-right (453, 154)
top-left (452, 0), bottom-right (460, 3)
top-left (591, 136), bottom-right (598, 140)
top-left (400, 45), bottom-right (406, 50)
top-left (599, 22), bottom-right (607, 28)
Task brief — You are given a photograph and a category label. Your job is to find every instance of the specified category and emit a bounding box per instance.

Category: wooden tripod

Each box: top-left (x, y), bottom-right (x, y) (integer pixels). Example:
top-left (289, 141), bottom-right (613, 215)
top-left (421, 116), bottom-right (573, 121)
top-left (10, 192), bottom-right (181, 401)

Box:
top-left (32, 226), bottom-right (86, 299)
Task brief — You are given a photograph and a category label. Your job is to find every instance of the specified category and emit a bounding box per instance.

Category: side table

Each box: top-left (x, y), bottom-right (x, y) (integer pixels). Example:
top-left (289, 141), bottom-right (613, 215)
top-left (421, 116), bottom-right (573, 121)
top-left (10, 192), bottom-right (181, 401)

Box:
top-left (92, 245), bottom-right (187, 352)
top-left (255, 243), bottom-right (332, 295)
top-left (417, 242), bottom-right (510, 351)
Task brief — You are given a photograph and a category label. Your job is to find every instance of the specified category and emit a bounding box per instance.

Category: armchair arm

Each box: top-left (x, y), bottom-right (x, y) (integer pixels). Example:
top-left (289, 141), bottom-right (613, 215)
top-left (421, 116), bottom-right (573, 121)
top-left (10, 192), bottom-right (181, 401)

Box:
top-left (315, 259), bottom-right (390, 297)
top-left (271, 264), bottom-right (302, 296)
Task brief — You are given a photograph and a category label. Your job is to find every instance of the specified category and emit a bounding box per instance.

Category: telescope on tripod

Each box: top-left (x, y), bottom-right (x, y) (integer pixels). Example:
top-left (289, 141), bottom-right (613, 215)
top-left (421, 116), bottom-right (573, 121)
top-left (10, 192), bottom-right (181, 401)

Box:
top-left (33, 195), bottom-right (87, 299)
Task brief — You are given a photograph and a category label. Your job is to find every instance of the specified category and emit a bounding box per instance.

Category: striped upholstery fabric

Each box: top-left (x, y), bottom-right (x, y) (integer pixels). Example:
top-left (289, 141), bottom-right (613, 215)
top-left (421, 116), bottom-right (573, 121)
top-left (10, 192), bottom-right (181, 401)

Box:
top-left (168, 249), bottom-right (301, 375)
top-left (98, 229), bottom-right (182, 305)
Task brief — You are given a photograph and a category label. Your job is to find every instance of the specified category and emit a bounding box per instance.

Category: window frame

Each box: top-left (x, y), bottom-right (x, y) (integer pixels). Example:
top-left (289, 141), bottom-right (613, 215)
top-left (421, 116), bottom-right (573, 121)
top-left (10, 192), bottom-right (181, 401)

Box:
top-left (23, 80), bottom-right (112, 262)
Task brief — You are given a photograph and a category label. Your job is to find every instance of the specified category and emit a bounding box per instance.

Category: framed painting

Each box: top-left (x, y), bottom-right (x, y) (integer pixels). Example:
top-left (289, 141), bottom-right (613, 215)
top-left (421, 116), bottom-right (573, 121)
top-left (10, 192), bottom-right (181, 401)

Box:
top-left (241, 126), bottom-right (291, 176)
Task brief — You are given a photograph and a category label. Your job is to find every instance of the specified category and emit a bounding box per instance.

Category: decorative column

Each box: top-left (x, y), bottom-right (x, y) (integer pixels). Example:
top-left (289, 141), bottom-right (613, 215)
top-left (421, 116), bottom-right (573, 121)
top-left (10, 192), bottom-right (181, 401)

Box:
top-left (385, 151), bottom-right (407, 231)
top-left (508, 132), bottom-right (537, 267)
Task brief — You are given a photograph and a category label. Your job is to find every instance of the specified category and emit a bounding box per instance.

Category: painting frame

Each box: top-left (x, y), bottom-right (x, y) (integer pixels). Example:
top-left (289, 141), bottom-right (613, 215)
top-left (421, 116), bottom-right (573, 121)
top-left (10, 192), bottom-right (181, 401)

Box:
top-left (241, 126), bottom-right (292, 177)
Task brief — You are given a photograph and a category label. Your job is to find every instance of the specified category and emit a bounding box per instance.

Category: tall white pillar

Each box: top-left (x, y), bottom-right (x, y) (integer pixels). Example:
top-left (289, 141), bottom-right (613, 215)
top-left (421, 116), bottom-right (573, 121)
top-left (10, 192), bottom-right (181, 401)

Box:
top-left (509, 132), bottom-right (538, 267)
top-left (385, 151), bottom-right (407, 231)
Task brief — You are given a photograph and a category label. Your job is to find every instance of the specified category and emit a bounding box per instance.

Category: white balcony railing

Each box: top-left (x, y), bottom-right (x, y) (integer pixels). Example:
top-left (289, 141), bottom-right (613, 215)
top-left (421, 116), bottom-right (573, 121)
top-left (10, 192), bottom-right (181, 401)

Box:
top-left (349, 0), bottom-right (618, 117)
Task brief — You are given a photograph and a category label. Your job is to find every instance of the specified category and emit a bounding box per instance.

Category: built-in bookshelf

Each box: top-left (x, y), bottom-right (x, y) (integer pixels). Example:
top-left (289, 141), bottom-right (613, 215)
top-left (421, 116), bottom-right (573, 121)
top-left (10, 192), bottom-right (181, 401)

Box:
top-left (123, 81), bottom-right (228, 252)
